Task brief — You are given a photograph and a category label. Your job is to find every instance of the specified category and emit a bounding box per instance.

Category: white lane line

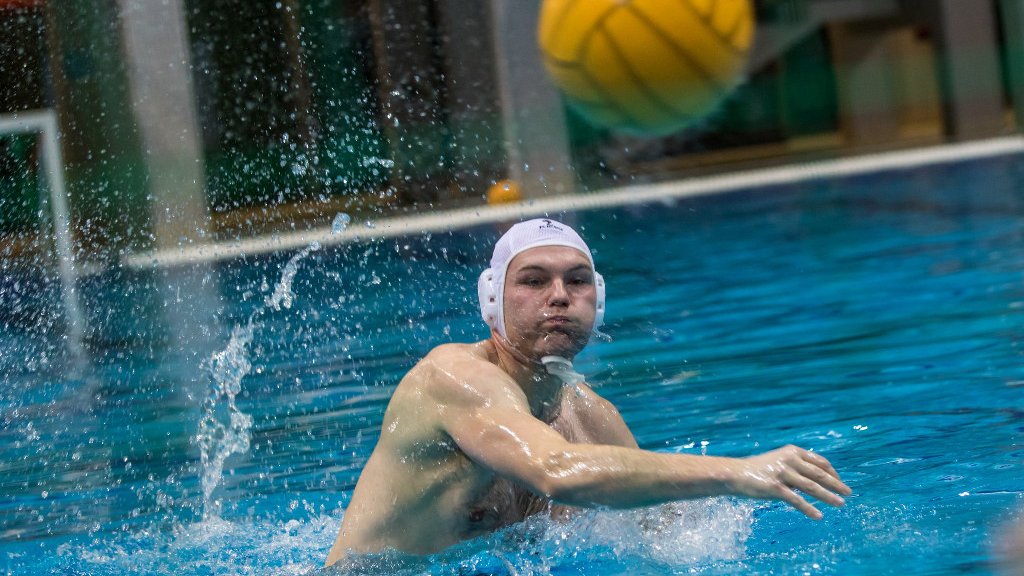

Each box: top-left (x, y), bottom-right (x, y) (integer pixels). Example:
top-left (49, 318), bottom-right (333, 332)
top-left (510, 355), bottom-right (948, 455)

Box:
top-left (123, 135), bottom-right (1024, 269)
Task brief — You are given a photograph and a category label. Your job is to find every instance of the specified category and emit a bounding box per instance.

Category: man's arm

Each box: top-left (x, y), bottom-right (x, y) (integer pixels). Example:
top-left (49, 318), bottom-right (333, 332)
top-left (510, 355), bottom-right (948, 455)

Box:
top-left (426, 354), bottom-right (850, 518)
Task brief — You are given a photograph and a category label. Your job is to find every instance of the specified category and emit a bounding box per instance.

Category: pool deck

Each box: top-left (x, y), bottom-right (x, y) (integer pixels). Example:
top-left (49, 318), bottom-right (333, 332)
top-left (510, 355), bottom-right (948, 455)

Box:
top-left (123, 135), bottom-right (1024, 269)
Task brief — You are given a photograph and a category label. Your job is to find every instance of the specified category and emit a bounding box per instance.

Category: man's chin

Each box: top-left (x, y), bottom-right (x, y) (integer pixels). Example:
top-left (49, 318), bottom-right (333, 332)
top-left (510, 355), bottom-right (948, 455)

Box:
top-left (538, 330), bottom-right (589, 358)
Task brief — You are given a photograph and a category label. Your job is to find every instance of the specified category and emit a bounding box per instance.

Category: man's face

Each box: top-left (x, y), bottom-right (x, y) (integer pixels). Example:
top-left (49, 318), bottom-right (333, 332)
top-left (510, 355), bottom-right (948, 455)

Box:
top-left (502, 245), bottom-right (596, 360)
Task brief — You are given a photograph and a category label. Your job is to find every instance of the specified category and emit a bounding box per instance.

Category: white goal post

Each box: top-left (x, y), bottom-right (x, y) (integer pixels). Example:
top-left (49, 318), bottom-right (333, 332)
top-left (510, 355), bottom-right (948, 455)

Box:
top-left (0, 108), bottom-right (85, 358)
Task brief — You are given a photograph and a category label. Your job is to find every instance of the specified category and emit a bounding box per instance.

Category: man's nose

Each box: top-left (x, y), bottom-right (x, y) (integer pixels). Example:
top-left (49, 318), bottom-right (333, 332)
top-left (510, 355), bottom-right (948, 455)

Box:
top-left (548, 279), bottom-right (570, 305)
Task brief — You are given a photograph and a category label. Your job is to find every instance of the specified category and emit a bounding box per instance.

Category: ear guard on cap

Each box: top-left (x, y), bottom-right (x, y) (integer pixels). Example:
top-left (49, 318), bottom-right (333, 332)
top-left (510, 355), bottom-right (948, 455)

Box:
top-left (478, 267), bottom-right (500, 329)
top-left (477, 268), bottom-right (606, 336)
top-left (593, 272), bottom-right (605, 329)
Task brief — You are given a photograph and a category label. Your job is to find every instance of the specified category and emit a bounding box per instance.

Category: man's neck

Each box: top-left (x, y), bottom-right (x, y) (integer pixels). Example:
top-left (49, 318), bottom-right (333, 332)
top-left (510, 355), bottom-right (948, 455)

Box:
top-left (487, 334), bottom-right (565, 422)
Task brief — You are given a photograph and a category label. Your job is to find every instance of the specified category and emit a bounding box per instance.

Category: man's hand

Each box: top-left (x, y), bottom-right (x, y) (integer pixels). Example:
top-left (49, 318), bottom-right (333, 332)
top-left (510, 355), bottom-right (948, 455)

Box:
top-left (729, 445), bottom-right (852, 519)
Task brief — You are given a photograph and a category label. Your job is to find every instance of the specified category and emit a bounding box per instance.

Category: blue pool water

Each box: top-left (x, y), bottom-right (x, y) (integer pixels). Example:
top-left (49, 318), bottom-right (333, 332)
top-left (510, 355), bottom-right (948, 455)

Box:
top-left (2, 153), bottom-right (1023, 575)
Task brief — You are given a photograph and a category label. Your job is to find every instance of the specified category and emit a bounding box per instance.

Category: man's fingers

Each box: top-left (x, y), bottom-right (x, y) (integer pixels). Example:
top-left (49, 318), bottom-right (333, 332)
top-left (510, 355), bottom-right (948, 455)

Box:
top-left (748, 447), bottom-right (851, 518)
top-left (800, 450), bottom-right (852, 495)
top-left (783, 469), bottom-right (846, 508)
top-left (776, 485), bottom-right (822, 520)
top-left (795, 458), bottom-right (852, 498)
top-left (800, 449), bottom-right (839, 476)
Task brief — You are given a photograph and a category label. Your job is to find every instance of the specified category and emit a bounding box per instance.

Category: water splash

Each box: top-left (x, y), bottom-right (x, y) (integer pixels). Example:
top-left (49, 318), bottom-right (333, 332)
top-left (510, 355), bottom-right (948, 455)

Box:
top-left (196, 322), bottom-right (255, 519)
top-left (326, 499), bottom-right (754, 575)
top-left (520, 499), bottom-right (754, 570)
top-left (266, 242), bottom-right (321, 311)
top-left (196, 243), bottom-right (321, 519)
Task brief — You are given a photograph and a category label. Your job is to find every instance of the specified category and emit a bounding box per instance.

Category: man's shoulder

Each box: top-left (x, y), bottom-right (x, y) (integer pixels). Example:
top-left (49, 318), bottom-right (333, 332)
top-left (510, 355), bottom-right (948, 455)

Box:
top-left (401, 340), bottom-right (493, 389)
top-left (417, 341), bottom-right (491, 377)
top-left (401, 341), bottom-right (503, 397)
top-left (571, 382), bottom-right (624, 419)
top-left (423, 341), bottom-right (487, 363)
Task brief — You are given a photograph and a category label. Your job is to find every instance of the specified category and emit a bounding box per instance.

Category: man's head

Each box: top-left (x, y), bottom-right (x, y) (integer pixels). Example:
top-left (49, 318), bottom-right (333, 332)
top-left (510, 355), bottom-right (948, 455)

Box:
top-left (478, 219), bottom-right (605, 358)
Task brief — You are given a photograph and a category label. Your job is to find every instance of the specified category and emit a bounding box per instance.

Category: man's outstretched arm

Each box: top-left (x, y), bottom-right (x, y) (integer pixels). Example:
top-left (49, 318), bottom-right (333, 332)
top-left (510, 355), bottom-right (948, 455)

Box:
top-left (430, 359), bottom-right (851, 518)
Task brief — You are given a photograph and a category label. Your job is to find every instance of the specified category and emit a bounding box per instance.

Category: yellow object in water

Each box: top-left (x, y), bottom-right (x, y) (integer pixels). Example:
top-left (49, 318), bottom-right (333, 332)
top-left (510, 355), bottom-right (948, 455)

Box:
top-left (538, 0), bottom-right (754, 136)
top-left (487, 180), bottom-right (523, 204)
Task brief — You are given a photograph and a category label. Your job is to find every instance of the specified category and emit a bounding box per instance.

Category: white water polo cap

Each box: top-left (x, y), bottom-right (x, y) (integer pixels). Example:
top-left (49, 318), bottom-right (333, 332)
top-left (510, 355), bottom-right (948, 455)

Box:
top-left (478, 218), bottom-right (605, 338)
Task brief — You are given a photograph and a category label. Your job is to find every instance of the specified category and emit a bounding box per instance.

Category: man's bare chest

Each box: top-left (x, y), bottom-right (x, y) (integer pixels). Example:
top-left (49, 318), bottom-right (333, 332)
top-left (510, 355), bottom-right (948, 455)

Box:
top-left (462, 404), bottom-right (596, 535)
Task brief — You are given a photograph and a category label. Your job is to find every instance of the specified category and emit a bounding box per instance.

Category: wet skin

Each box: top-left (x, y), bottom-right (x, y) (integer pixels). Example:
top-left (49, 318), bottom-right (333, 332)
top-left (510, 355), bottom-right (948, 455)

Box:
top-left (326, 246), bottom-right (852, 566)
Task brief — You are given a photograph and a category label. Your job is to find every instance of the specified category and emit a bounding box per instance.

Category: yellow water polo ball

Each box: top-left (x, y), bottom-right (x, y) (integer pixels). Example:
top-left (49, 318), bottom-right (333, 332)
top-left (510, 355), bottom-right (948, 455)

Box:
top-left (538, 0), bottom-right (755, 136)
top-left (486, 179), bottom-right (523, 204)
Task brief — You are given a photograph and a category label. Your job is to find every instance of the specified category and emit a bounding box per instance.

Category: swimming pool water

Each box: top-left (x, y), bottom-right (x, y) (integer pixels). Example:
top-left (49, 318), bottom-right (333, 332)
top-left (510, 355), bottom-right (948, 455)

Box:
top-left (1, 154), bottom-right (1023, 574)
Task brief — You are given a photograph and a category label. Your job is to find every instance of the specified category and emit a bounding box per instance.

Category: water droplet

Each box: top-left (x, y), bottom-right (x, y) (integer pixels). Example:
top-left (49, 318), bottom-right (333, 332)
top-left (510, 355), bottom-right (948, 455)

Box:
top-left (332, 213), bottom-right (351, 234)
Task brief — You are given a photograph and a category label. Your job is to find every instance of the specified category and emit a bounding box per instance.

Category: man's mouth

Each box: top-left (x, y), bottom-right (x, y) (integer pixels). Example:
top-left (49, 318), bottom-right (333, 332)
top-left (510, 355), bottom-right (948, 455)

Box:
top-left (540, 317), bottom-right (585, 340)
top-left (542, 316), bottom-right (573, 326)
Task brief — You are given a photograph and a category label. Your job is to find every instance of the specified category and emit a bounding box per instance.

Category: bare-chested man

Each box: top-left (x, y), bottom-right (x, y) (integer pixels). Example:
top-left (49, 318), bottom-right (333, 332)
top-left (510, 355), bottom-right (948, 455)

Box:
top-left (326, 218), bottom-right (851, 565)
